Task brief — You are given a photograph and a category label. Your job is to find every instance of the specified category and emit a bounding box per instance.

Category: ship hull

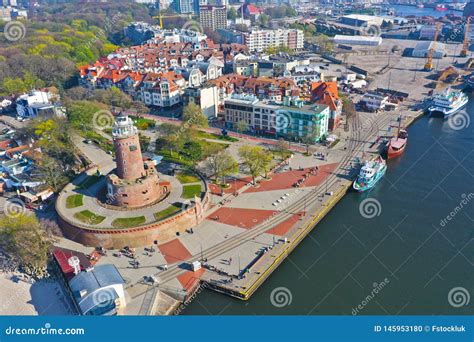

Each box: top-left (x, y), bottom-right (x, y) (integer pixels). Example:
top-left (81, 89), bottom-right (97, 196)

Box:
top-left (353, 164), bottom-right (387, 192)
top-left (387, 141), bottom-right (407, 159)
top-left (428, 96), bottom-right (468, 117)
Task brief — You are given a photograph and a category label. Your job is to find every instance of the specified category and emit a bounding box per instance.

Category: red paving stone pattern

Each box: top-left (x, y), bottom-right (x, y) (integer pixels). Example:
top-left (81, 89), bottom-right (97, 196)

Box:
top-left (266, 213), bottom-right (304, 236)
top-left (178, 268), bottom-right (206, 290)
top-left (208, 177), bottom-right (252, 195)
top-left (206, 207), bottom-right (278, 229)
top-left (244, 163), bottom-right (339, 193)
top-left (158, 238), bottom-right (192, 264)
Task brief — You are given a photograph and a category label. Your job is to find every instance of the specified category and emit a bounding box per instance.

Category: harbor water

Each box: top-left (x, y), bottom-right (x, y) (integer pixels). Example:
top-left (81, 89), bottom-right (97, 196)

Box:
top-left (392, 4), bottom-right (463, 18)
top-left (183, 97), bottom-right (474, 315)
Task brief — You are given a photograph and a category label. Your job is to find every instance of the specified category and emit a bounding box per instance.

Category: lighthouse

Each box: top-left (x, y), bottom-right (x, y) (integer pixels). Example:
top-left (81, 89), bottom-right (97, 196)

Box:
top-left (106, 114), bottom-right (162, 208)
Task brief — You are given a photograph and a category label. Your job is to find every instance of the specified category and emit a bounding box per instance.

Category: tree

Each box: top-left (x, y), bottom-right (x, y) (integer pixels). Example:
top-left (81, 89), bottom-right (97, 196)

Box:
top-left (227, 7), bottom-right (238, 20)
top-left (205, 150), bottom-right (239, 190)
top-left (182, 141), bottom-right (203, 162)
top-left (0, 214), bottom-right (53, 277)
top-left (315, 34), bottom-right (333, 54)
top-left (182, 103), bottom-right (208, 129)
top-left (36, 156), bottom-right (70, 193)
top-left (275, 138), bottom-right (289, 156)
top-left (238, 145), bottom-right (272, 184)
top-left (158, 123), bottom-right (184, 156)
top-left (302, 131), bottom-right (316, 155)
top-left (235, 120), bottom-right (248, 137)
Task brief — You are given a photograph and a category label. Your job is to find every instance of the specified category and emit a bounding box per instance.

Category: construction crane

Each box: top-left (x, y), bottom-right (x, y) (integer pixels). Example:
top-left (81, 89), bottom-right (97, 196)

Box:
top-left (152, 13), bottom-right (193, 29)
top-left (424, 23), bottom-right (442, 71)
top-left (460, 16), bottom-right (471, 57)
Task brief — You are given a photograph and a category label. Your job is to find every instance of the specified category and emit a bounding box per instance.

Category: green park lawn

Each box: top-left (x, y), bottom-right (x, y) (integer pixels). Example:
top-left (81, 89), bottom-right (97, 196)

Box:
top-left (176, 171), bottom-right (200, 184)
top-left (112, 216), bottom-right (146, 228)
top-left (74, 210), bottom-right (105, 225)
top-left (154, 204), bottom-right (181, 221)
top-left (66, 194), bottom-right (83, 209)
top-left (182, 184), bottom-right (202, 199)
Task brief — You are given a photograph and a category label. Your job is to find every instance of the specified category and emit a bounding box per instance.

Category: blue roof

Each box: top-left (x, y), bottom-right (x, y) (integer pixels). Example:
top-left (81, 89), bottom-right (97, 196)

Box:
top-left (69, 264), bottom-right (124, 315)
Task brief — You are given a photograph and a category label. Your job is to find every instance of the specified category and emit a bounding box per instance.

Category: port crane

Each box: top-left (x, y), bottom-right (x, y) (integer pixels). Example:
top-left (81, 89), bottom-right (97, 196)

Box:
top-left (460, 16), bottom-right (471, 57)
top-left (424, 23), bottom-right (442, 71)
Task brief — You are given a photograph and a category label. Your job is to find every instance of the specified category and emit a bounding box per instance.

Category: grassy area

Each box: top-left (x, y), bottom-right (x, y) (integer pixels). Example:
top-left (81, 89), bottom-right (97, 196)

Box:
top-left (74, 210), bottom-right (105, 225)
top-left (132, 117), bottom-right (156, 130)
top-left (176, 171), bottom-right (200, 184)
top-left (197, 131), bottom-right (238, 142)
top-left (112, 216), bottom-right (146, 228)
top-left (154, 204), bottom-right (181, 221)
top-left (84, 131), bottom-right (114, 153)
top-left (182, 184), bottom-right (202, 199)
top-left (78, 175), bottom-right (101, 189)
top-left (66, 194), bottom-right (83, 209)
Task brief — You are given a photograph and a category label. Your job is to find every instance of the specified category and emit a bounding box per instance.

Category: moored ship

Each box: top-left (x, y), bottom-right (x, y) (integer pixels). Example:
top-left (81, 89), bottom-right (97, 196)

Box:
top-left (387, 116), bottom-right (408, 159)
top-left (387, 129), bottom-right (408, 159)
top-left (353, 156), bottom-right (387, 192)
top-left (428, 88), bottom-right (468, 117)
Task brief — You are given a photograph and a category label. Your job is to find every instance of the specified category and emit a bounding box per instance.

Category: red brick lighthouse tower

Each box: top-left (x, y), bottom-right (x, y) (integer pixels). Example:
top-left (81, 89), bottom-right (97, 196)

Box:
top-left (106, 114), bottom-right (163, 208)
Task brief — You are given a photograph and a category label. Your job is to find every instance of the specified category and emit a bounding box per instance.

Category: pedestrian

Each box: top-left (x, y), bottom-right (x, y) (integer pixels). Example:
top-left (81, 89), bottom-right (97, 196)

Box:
top-left (229, 257), bottom-right (232, 265)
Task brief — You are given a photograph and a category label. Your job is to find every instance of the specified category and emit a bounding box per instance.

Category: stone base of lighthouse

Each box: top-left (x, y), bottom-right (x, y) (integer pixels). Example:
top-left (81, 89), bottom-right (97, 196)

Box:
top-left (106, 161), bottom-right (165, 208)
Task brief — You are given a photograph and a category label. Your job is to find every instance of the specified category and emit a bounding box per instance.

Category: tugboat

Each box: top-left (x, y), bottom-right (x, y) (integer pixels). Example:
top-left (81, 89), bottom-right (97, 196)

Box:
top-left (353, 156), bottom-right (387, 192)
top-left (428, 88), bottom-right (469, 117)
top-left (386, 116), bottom-right (408, 159)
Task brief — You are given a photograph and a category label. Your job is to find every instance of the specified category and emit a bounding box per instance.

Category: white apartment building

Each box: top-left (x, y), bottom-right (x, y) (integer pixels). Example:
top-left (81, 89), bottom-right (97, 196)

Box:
top-left (360, 93), bottom-right (389, 112)
top-left (16, 91), bottom-right (58, 119)
top-left (243, 29), bottom-right (304, 52)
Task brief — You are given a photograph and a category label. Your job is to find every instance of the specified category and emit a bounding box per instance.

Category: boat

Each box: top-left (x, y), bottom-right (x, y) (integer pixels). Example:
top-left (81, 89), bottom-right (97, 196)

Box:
top-left (387, 129), bottom-right (408, 159)
top-left (353, 156), bottom-right (387, 192)
top-left (435, 4), bottom-right (448, 11)
top-left (466, 75), bottom-right (474, 90)
top-left (417, 4), bottom-right (424, 8)
top-left (427, 88), bottom-right (469, 117)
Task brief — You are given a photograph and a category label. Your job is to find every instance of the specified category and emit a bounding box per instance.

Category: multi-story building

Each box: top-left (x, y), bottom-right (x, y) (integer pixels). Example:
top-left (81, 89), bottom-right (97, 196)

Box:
top-left (185, 84), bottom-right (220, 118)
top-left (200, 4), bottom-right (227, 31)
top-left (15, 90), bottom-right (62, 119)
top-left (243, 29), bottom-right (304, 52)
top-left (173, 0), bottom-right (200, 14)
top-left (360, 92), bottom-right (389, 112)
top-left (138, 72), bottom-right (185, 108)
top-left (224, 94), bottom-right (329, 141)
top-left (311, 81), bottom-right (342, 131)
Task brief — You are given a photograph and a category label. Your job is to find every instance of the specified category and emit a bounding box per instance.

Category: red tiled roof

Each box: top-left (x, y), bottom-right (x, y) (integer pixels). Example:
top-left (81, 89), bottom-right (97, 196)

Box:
top-left (53, 247), bottom-right (92, 281)
top-left (311, 82), bottom-right (340, 111)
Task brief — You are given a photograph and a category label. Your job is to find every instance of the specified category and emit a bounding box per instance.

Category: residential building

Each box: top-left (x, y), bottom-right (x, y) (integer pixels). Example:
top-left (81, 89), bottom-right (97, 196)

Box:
top-left (239, 3), bottom-right (263, 20)
top-left (243, 29), bottom-right (304, 52)
top-left (185, 84), bottom-right (219, 118)
top-left (224, 94), bottom-right (329, 141)
top-left (15, 90), bottom-right (61, 119)
top-left (207, 74), bottom-right (300, 110)
top-left (173, 0), bottom-right (200, 14)
top-left (200, 4), bottom-right (227, 31)
top-left (138, 72), bottom-right (185, 108)
top-left (311, 81), bottom-right (342, 131)
top-left (360, 92), bottom-right (389, 112)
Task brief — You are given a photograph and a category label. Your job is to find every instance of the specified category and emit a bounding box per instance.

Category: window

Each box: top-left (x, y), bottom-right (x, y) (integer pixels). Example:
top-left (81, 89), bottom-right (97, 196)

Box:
top-left (129, 145), bottom-right (137, 152)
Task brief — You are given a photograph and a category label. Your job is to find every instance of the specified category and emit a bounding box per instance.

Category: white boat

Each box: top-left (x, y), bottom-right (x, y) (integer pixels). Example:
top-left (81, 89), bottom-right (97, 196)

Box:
top-left (428, 88), bottom-right (469, 117)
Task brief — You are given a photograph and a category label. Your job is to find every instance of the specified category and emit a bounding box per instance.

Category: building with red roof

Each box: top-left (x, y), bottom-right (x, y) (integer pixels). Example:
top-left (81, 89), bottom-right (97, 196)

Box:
top-left (311, 82), bottom-right (342, 131)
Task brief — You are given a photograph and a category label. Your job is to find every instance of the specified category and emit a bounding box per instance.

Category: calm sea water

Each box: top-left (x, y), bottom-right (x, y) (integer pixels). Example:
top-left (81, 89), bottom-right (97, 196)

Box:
top-left (183, 96), bottom-right (474, 315)
top-left (392, 4), bottom-right (463, 18)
